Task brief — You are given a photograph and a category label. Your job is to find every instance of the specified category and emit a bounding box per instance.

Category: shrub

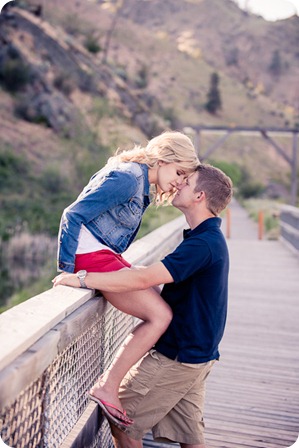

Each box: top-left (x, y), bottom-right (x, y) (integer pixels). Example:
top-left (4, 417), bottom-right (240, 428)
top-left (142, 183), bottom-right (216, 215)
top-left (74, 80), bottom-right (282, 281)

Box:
top-left (209, 160), bottom-right (243, 187)
top-left (0, 148), bottom-right (29, 190)
top-left (238, 182), bottom-right (265, 199)
top-left (40, 167), bottom-right (65, 194)
top-left (84, 33), bottom-right (101, 54)
top-left (54, 72), bottom-right (74, 96)
top-left (243, 199), bottom-right (280, 240)
top-left (114, 65), bottom-right (128, 82)
top-left (209, 160), bottom-right (265, 200)
top-left (162, 107), bottom-right (181, 129)
top-left (0, 58), bottom-right (31, 92)
top-left (135, 65), bottom-right (149, 89)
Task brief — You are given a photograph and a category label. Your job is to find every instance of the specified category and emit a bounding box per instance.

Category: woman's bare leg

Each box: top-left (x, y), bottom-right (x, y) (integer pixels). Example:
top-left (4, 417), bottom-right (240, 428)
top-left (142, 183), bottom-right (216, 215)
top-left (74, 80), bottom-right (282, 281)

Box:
top-left (89, 287), bottom-right (172, 421)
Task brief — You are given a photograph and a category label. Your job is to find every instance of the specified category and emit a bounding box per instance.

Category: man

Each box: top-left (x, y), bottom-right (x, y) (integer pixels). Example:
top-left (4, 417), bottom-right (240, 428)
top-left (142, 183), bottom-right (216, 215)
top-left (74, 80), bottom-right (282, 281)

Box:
top-left (53, 164), bottom-right (233, 447)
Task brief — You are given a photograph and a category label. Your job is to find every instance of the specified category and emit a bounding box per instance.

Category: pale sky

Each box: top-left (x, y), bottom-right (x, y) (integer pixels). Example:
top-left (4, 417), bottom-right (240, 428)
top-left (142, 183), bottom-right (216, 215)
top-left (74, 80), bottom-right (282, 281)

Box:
top-left (1, 0), bottom-right (299, 20)
top-left (232, 0), bottom-right (299, 21)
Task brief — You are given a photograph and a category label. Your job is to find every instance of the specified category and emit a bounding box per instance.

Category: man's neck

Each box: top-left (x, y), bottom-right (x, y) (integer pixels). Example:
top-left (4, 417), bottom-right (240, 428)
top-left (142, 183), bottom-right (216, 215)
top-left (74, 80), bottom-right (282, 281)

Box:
top-left (185, 210), bottom-right (216, 230)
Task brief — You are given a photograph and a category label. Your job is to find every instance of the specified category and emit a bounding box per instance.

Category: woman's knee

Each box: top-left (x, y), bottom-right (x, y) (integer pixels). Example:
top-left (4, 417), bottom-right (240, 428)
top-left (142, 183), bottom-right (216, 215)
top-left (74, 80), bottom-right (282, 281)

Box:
top-left (153, 302), bottom-right (173, 332)
top-left (164, 303), bottom-right (173, 325)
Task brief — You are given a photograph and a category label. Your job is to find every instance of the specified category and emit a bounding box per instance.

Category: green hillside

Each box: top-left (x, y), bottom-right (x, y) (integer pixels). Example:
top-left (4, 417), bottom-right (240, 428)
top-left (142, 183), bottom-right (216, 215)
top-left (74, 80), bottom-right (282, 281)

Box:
top-left (0, 0), bottom-right (298, 309)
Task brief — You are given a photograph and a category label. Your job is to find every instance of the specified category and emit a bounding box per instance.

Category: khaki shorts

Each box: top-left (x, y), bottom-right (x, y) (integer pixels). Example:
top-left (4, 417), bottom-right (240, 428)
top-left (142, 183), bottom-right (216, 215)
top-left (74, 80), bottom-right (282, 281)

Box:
top-left (118, 350), bottom-right (215, 444)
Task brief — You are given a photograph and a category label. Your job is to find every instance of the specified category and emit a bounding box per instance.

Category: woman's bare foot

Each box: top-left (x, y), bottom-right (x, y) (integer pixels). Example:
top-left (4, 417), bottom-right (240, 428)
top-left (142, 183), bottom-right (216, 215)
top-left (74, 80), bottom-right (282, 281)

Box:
top-left (89, 376), bottom-right (133, 425)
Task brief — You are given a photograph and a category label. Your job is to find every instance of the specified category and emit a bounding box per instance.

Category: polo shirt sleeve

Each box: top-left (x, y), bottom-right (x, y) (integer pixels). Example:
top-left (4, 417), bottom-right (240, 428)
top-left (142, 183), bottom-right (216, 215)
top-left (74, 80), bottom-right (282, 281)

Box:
top-left (161, 238), bottom-right (212, 283)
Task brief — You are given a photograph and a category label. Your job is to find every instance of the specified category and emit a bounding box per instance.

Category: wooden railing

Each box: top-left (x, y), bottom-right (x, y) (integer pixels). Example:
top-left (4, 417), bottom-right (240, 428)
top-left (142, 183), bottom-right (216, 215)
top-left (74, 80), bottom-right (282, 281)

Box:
top-left (0, 216), bottom-right (186, 448)
top-left (280, 204), bottom-right (299, 255)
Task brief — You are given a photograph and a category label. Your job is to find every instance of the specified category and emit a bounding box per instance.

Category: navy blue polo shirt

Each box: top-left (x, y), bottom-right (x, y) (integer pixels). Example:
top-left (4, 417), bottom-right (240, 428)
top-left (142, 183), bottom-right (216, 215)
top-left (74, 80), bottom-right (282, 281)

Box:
top-left (155, 217), bottom-right (229, 363)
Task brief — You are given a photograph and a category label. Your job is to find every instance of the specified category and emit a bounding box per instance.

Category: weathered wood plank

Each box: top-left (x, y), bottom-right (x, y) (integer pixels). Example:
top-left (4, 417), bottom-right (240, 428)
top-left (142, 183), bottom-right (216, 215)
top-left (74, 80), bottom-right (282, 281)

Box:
top-left (0, 297), bottom-right (109, 406)
top-left (203, 200), bottom-right (299, 447)
top-left (0, 286), bottom-right (94, 372)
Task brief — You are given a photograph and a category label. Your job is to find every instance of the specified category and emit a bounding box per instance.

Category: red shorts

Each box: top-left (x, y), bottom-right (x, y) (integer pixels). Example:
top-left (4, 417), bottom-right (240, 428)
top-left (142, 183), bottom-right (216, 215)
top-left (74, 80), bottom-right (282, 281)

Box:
top-left (74, 250), bottom-right (131, 273)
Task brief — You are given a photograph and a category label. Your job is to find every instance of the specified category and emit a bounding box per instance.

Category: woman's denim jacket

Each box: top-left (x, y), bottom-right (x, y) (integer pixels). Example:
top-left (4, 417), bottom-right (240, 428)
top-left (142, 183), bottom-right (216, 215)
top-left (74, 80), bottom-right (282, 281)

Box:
top-left (57, 162), bottom-right (150, 272)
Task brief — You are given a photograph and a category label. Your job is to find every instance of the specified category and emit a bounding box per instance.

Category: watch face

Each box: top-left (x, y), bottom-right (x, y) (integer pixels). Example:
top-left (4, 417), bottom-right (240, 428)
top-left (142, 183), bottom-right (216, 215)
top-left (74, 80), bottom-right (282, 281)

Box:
top-left (77, 270), bottom-right (87, 288)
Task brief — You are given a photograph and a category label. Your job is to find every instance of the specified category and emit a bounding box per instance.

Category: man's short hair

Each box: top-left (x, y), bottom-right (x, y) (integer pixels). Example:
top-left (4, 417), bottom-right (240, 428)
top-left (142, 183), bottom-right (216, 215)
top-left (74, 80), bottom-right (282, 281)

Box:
top-left (194, 164), bottom-right (233, 215)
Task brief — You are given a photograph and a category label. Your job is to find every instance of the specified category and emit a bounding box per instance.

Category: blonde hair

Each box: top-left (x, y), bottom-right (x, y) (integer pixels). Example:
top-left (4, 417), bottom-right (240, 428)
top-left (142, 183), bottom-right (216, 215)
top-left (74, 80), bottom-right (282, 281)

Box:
top-left (108, 131), bottom-right (200, 203)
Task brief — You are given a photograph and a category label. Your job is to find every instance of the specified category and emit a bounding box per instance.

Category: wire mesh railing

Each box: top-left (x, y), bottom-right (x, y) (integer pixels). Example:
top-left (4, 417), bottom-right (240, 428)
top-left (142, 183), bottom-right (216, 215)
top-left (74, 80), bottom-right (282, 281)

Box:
top-left (0, 303), bottom-right (134, 448)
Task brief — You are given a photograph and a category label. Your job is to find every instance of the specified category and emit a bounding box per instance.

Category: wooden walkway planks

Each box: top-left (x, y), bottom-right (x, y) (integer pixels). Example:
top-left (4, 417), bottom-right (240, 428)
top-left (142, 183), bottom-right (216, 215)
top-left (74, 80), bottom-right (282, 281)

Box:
top-left (204, 200), bottom-right (299, 448)
top-left (144, 200), bottom-right (299, 447)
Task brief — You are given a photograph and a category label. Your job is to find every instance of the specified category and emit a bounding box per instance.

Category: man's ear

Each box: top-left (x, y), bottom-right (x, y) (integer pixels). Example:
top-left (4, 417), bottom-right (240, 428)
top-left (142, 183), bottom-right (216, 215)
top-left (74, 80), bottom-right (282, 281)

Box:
top-left (196, 191), bottom-right (204, 201)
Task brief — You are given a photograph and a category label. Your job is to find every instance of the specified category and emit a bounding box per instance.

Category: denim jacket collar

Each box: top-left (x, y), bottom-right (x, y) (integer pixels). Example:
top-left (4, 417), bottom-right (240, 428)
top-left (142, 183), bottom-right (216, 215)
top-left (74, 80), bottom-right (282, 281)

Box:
top-left (140, 163), bottom-right (150, 200)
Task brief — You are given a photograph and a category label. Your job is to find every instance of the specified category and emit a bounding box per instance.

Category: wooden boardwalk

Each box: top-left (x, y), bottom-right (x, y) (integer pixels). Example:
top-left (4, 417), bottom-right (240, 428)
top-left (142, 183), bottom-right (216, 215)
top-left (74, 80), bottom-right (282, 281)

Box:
top-left (144, 200), bottom-right (299, 448)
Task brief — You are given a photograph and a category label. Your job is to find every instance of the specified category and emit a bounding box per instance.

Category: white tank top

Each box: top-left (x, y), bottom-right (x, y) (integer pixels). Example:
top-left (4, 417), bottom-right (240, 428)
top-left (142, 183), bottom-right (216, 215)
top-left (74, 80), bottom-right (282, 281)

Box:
top-left (76, 225), bottom-right (116, 254)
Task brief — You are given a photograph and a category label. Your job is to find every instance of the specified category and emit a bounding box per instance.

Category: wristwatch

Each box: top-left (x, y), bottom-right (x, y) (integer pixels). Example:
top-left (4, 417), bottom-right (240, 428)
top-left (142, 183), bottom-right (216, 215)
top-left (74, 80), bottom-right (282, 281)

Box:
top-left (77, 270), bottom-right (87, 288)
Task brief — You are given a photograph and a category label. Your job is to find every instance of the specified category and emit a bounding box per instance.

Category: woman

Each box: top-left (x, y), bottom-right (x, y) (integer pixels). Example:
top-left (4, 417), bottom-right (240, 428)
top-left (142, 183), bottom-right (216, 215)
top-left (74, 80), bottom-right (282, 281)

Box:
top-left (55, 131), bottom-right (199, 428)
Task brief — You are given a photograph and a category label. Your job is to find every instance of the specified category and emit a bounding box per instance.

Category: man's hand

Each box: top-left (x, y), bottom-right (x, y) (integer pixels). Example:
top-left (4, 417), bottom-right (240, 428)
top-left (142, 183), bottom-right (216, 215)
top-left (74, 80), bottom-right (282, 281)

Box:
top-left (52, 272), bottom-right (80, 288)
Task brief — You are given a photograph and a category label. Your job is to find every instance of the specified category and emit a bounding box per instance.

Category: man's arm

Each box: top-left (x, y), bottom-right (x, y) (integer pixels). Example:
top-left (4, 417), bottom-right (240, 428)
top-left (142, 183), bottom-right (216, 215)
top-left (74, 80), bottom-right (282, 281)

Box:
top-left (52, 262), bottom-right (173, 292)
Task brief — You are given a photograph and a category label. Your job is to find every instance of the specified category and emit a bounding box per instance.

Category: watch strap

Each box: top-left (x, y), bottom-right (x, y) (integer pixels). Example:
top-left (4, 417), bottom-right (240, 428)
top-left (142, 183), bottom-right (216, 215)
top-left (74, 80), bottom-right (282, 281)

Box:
top-left (79, 277), bottom-right (87, 288)
top-left (77, 270), bottom-right (87, 288)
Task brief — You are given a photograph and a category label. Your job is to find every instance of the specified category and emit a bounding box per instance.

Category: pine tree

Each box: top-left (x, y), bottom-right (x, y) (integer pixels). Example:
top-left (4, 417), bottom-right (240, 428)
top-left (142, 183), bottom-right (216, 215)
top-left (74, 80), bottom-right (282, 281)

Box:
top-left (269, 50), bottom-right (282, 77)
top-left (205, 72), bottom-right (222, 114)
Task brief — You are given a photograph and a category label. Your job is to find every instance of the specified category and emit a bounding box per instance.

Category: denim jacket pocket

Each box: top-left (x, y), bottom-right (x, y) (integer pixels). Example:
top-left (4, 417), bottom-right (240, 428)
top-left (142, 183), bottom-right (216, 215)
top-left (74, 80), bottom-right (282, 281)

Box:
top-left (117, 199), bottom-right (143, 228)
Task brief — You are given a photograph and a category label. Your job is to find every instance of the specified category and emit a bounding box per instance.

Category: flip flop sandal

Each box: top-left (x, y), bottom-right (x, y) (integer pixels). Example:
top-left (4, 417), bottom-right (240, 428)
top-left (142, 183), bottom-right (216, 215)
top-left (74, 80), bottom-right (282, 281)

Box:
top-left (88, 393), bottom-right (133, 431)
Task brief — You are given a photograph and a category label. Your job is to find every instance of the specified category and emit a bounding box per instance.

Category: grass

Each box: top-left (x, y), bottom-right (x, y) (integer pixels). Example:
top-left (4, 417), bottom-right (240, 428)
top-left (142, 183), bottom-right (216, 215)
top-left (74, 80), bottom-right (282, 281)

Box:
top-left (242, 198), bottom-right (281, 240)
top-left (136, 204), bottom-right (182, 239)
top-left (0, 261), bottom-right (57, 313)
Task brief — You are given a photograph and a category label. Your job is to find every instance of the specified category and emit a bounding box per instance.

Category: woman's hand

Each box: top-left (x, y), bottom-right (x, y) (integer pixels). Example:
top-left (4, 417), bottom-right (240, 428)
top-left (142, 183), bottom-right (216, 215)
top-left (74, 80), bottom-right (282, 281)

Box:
top-left (52, 272), bottom-right (80, 288)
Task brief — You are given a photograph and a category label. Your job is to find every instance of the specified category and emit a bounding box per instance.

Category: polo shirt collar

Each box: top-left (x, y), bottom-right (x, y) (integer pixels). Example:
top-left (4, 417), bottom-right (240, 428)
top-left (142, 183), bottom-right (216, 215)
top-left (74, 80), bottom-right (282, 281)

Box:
top-left (183, 217), bottom-right (222, 239)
